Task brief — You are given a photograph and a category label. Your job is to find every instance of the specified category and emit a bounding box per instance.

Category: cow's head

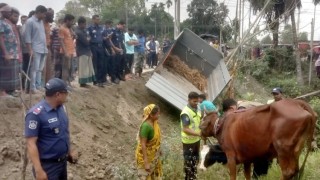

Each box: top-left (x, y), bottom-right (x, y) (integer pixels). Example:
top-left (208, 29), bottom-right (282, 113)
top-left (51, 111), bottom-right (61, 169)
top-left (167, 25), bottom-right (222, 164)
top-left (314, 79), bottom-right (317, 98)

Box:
top-left (200, 112), bottom-right (219, 138)
top-left (204, 144), bottom-right (228, 168)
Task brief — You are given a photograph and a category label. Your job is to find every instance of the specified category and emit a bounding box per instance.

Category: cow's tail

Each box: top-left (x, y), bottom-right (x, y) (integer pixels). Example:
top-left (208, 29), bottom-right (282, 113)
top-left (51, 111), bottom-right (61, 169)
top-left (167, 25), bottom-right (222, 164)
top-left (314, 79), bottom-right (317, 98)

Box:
top-left (295, 100), bottom-right (317, 180)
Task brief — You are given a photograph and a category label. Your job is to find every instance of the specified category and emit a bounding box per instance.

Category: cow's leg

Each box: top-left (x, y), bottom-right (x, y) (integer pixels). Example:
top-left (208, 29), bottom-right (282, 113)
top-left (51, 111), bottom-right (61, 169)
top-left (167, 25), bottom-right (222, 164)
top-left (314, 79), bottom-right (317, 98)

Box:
top-left (244, 162), bottom-right (251, 180)
top-left (227, 155), bottom-right (237, 180)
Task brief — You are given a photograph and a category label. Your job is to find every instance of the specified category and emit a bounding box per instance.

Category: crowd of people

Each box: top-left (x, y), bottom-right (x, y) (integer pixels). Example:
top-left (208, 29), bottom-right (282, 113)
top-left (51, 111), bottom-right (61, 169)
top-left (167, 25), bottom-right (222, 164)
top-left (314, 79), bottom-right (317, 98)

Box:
top-left (0, 4), bottom-right (172, 98)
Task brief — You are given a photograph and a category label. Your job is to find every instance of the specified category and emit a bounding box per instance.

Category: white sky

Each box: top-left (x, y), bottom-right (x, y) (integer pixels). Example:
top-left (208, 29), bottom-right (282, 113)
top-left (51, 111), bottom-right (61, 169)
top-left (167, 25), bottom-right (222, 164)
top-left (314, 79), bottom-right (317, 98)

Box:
top-left (3, 0), bottom-right (320, 40)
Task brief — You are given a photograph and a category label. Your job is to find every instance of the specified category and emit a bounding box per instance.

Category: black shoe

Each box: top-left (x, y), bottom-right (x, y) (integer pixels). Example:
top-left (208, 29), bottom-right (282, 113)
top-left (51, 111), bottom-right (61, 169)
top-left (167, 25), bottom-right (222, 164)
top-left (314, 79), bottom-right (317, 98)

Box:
top-left (80, 84), bottom-right (87, 87)
top-left (119, 75), bottom-right (126, 81)
top-left (102, 81), bottom-right (112, 86)
top-left (112, 79), bottom-right (120, 84)
top-left (97, 83), bottom-right (104, 87)
top-left (106, 81), bottom-right (112, 86)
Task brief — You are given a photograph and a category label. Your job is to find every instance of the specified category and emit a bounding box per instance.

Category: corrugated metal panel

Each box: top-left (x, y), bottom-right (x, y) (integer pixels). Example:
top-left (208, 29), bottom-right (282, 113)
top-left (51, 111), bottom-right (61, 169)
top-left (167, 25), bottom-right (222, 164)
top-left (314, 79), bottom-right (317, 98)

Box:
top-left (207, 59), bottom-right (231, 101)
top-left (145, 71), bottom-right (202, 110)
top-left (146, 28), bottom-right (231, 110)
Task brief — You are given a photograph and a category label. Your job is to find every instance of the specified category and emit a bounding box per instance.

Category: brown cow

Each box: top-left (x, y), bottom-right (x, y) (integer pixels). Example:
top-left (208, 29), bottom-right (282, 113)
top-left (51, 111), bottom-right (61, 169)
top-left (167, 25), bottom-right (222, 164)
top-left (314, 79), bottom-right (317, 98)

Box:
top-left (201, 99), bottom-right (316, 180)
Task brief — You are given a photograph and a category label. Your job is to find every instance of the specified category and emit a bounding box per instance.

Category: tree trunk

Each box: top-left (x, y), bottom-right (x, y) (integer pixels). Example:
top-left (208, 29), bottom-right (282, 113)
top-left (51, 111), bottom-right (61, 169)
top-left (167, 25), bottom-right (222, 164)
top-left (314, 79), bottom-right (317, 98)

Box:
top-left (272, 10), bottom-right (280, 48)
top-left (291, 11), bottom-right (304, 86)
top-left (272, 20), bottom-right (279, 48)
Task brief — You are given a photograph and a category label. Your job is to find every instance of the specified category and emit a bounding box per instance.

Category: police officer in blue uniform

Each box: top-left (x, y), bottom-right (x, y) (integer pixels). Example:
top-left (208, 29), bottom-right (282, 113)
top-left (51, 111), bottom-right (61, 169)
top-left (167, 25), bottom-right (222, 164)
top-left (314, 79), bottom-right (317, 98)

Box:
top-left (102, 20), bottom-right (118, 84)
top-left (88, 15), bottom-right (107, 87)
top-left (110, 20), bottom-right (126, 82)
top-left (25, 78), bottom-right (77, 180)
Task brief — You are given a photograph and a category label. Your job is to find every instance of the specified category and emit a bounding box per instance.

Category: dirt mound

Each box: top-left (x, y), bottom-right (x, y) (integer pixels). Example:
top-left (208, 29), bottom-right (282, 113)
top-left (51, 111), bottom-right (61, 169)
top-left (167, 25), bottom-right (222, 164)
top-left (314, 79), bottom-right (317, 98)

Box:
top-left (0, 73), bottom-right (179, 180)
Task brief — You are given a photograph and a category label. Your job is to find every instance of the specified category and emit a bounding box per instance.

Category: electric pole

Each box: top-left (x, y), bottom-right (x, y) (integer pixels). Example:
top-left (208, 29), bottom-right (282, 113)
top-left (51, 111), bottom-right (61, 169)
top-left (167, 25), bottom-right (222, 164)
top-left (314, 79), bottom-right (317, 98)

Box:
top-left (241, 0), bottom-right (244, 39)
top-left (174, 0), bottom-right (180, 39)
top-left (309, 18), bottom-right (314, 86)
top-left (309, 5), bottom-right (317, 86)
top-left (125, 2), bottom-right (128, 28)
top-left (248, 3), bottom-right (251, 28)
top-left (297, 8), bottom-right (300, 35)
top-left (238, 0), bottom-right (241, 44)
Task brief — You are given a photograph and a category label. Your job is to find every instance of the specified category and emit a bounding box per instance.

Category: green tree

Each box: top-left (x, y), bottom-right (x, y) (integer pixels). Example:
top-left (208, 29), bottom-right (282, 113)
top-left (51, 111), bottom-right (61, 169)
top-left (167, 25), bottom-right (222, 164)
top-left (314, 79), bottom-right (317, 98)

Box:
top-left (148, 3), bottom-right (174, 38)
top-left (261, 35), bottom-right (272, 45)
top-left (185, 0), bottom-right (232, 42)
top-left (280, 24), bottom-right (293, 44)
top-left (286, 0), bottom-right (303, 85)
top-left (99, 0), bottom-right (145, 22)
top-left (166, 0), bottom-right (173, 13)
top-left (298, 32), bottom-right (308, 41)
top-left (78, 0), bottom-right (109, 14)
top-left (248, 0), bottom-right (285, 47)
top-left (56, 0), bottom-right (90, 20)
top-left (79, 0), bottom-right (145, 20)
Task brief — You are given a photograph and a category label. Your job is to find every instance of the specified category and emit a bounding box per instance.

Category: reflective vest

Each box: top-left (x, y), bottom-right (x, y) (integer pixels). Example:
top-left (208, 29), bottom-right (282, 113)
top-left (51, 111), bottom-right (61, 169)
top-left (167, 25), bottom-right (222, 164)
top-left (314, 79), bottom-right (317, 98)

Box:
top-left (180, 106), bottom-right (201, 144)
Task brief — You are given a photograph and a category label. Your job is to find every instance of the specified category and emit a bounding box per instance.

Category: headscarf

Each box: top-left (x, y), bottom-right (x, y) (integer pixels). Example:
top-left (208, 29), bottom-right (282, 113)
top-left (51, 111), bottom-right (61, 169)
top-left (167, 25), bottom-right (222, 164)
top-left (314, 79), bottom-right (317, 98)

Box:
top-left (142, 104), bottom-right (156, 121)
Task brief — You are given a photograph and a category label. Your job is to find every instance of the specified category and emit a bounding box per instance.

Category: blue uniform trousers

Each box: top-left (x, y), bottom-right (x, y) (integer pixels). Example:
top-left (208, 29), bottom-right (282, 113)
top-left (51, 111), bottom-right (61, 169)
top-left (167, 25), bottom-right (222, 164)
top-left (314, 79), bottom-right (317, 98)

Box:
top-left (32, 160), bottom-right (67, 180)
top-left (114, 53), bottom-right (125, 80)
top-left (91, 44), bottom-right (107, 83)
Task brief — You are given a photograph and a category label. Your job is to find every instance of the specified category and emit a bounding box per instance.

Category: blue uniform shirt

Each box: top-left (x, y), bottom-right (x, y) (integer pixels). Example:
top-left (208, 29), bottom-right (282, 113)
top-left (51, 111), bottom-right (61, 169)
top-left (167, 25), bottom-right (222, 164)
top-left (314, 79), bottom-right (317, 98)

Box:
top-left (134, 36), bottom-right (145, 53)
top-left (111, 27), bottom-right (125, 49)
top-left (25, 99), bottom-right (70, 160)
top-left (102, 27), bottom-right (113, 51)
top-left (87, 24), bottom-right (104, 44)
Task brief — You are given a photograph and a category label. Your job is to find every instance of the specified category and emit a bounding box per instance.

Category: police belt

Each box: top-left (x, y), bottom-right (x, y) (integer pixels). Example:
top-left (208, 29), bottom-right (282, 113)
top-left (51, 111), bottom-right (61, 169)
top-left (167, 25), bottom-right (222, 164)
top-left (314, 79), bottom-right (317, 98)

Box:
top-left (40, 155), bottom-right (67, 163)
top-left (91, 43), bottom-right (104, 48)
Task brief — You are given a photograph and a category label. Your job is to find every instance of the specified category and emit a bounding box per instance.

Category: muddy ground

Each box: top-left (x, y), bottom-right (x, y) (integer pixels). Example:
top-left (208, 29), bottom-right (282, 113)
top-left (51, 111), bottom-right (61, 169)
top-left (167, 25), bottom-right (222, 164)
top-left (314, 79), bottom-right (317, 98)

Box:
top-left (0, 69), bottom-right (273, 180)
top-left (0, 73), bottom-right (180, 180)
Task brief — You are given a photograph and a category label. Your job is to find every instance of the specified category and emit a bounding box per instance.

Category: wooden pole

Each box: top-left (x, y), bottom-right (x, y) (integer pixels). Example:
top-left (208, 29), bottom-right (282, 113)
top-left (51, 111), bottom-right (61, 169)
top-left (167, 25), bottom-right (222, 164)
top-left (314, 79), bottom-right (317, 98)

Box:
top-left (238, 0), bottom-right (243, 45)
top-left (309, 18), bottom-right (314, 86)
top-left (226, 0), bottom-right (272, 66)
top-left (234, 0), bottom-right (239, 46)
top-left (248, 3), bottom-right (251, 28)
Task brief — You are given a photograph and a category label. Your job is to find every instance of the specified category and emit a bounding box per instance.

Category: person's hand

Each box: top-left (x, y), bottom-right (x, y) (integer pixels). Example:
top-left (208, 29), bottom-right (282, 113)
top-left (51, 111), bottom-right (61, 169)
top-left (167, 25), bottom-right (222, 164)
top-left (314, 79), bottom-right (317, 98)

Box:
top-left (144, 162), bottom-right (151, 172)
top-left (29, 49), bottom-right (33, 58)
top-left (68, 150), bottom-right (78, 164)
top-left (4, 54), bottom-right (12, 61)
top-left (64, 54), bottom-right (71, 59)
top-left (111, 50), bottom-right (115, 56)
top-left (35, 168), bottom-right (48, 180)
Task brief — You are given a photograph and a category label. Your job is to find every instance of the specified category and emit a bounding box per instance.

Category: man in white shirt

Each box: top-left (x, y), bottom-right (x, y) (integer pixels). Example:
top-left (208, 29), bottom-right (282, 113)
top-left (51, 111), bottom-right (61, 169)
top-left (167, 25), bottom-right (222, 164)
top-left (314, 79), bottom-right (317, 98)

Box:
top-left (146, 36), bottom-right (158, 69)
top-left (124, 27), bottom-right (138, 78)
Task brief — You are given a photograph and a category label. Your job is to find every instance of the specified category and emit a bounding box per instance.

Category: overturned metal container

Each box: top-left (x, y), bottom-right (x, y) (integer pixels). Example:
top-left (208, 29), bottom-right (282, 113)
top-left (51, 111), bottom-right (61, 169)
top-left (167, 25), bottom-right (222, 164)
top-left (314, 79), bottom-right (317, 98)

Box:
top-left (146, 29), bottom-right (231, 110)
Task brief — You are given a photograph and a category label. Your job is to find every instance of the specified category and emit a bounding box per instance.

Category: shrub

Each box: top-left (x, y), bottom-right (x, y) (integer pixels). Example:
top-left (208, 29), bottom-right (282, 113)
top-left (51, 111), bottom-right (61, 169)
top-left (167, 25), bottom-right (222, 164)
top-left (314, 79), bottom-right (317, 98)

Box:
top-left (263, 47), bottom-right (295, 72)
top-left (241, 59), bottom-right (270, 83)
